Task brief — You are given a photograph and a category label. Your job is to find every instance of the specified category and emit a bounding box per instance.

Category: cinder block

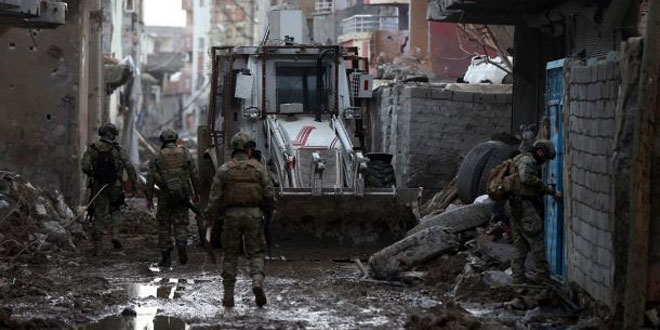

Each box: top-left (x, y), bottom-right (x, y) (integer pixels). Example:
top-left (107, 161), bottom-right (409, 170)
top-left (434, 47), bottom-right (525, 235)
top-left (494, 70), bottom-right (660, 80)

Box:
top-left (606, 62), bottom-right (616, 80)
top-left (451, 91), bottom-right (475, 103)
top-left (403, 86), bottom-right (430, 99)
top-left (591, 66), bottom-right (599, 82)
top-left (597, 63), bottom-right (607, 81)
top-left (431, 88), bottom-right (451, 100)
top-left (482, 93), bottom-right (498, 103)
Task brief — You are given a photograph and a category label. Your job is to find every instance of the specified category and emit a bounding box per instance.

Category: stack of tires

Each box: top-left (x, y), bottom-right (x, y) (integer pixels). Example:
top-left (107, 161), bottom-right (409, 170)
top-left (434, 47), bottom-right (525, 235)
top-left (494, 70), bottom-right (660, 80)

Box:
top-left (365, 153), bottom-right (396, 188)
top-left (456, 141), bottom-right (519, 204)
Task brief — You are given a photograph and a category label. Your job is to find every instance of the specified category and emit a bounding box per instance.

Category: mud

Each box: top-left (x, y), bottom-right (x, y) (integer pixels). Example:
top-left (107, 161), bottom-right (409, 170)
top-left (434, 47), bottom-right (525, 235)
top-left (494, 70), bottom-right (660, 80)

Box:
top-left (0, 198), bottom-right (584, 330)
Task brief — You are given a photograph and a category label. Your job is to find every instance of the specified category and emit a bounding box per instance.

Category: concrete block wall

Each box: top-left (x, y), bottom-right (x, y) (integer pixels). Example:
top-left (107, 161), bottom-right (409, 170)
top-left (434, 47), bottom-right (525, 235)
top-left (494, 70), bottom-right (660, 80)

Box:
top-left (564, 59), bottom-right (621, 308)
top-left (370, 83), bottom-right (512, 197)
top-left (0, 0), bottom-right (90, 206)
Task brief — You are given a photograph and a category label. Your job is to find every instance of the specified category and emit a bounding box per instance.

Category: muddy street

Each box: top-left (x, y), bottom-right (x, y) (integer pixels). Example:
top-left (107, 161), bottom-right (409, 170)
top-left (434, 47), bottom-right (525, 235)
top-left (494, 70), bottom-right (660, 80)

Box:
top-left (1, 199), bottom-right (442, 330)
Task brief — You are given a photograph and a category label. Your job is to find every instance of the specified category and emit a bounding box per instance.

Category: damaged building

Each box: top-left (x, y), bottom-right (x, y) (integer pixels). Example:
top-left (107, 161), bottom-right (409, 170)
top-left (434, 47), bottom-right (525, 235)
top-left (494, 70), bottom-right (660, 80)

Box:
top-left (430, 0), bottom-right (660, 327)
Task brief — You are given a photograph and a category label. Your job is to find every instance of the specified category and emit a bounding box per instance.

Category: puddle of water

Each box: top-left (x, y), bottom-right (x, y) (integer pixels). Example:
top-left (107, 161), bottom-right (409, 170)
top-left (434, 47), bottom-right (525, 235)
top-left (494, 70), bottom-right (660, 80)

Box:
top-left (126, 278), bottom-right (189, 300)
top-left (87, 307), bottom-right (189, 330)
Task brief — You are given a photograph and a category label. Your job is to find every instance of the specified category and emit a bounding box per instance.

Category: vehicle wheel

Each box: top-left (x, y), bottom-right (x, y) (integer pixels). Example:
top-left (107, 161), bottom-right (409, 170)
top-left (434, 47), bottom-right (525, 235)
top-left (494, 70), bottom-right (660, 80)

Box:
top-left (365, 153), bottom-right (396, 188)
top-left (457, 142), bottom-right (498, 203)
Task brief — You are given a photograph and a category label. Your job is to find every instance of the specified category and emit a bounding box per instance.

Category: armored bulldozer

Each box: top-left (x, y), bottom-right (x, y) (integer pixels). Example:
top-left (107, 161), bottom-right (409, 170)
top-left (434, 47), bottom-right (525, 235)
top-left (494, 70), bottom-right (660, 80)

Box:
top-left (198, 12), bottom-right (419, 247)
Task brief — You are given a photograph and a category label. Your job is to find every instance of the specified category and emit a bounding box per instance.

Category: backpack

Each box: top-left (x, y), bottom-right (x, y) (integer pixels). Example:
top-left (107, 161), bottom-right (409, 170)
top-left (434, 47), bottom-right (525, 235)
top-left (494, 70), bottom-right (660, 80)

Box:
top-left (486, 159), bottom-right (514, 201)
top-left (92, 145), bottom-right (118, 185)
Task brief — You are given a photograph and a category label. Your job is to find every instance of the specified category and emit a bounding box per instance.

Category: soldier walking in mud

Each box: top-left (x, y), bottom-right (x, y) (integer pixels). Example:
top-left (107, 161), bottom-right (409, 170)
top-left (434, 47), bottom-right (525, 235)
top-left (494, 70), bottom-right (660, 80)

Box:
top-left (81, 123), bottom-right (138, 256)
top-left (204, 132), bottom-right (276, 308)
top-left (507, 139), bottom-right (561, 285)
top-left (145, 129), bottom-right (200, 268)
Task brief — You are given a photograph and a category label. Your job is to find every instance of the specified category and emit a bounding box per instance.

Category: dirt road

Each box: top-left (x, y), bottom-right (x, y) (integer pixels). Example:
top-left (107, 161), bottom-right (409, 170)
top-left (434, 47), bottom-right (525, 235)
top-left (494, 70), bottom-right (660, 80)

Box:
top-left (0, 205), bottom-right (441, 330)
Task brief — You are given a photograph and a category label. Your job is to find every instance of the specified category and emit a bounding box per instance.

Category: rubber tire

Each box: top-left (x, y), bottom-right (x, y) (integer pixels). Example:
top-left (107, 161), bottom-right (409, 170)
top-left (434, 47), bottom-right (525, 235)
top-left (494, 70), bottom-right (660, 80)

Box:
top-left (365, 153), bottom-right (396, 188)
top-left (456, 142), bottom-right (498, 203)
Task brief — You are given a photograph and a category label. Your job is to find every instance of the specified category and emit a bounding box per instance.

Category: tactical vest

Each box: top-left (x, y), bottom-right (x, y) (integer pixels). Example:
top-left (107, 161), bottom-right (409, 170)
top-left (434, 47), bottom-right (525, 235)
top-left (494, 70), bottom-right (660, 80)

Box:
top-left (223, 159), bottom-right (264, 207)
top-left (92, 144), bottom-right (119, 185)
top-left (509, 153), bottom-right (538, 198)
top-left (159, 146), bottom-right (190, 202)
top-left (159, 146), bottom-right (187, 180)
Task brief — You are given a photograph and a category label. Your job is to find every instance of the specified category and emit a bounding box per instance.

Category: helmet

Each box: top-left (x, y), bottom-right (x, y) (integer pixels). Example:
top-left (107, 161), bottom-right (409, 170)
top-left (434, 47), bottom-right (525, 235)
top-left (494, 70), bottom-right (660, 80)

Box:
top-left (160, 128), bottom-right (179, 144)
top-left (98, 123), bottom-right (119, 138)
top-left (533, 139), bottom-right (556, 160)
top-left (230, 132), bottom-right (256, 151)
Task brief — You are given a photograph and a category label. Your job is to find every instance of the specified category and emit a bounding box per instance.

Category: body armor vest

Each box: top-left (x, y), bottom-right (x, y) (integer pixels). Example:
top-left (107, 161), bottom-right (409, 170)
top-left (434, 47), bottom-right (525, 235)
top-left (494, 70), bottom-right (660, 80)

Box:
top-left (159, 147), bottom-right (187, 180)
top-left (223, 159), bottom-right (264, 207)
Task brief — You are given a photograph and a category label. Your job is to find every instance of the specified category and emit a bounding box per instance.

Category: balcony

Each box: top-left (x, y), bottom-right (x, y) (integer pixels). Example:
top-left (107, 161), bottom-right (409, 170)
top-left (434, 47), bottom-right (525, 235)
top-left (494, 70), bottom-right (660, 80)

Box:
top-left (341, 15), bottom-right (399, 35)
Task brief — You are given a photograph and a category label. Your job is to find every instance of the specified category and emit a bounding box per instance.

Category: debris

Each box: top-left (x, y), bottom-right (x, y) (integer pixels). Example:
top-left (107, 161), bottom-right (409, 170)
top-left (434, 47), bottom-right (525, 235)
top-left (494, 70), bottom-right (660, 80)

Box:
top-left (354, 258), bottom-right (369, 278)
top-left (474, 195), bottom-right (490, 204)
top-left (0, 171), bottom-right (81, 257)
top-left (482, 270), bottom-right (513, 288)
top-left (359, 278), bottom-right (406, 287)
top-left (565, 318), bottom-right (609, 330)
top-left (369, 226), bottom-right (459, 280)
top-left (506, 296), bottom-right (539, 310)
top-left (407, 202), bottom-right (493, 236)
top-left (648, 308), bottom-right (660, 327)
top-left (476, 235), bottom-right (514, 264)
top-left (420, 177), bottom-right (458, 217)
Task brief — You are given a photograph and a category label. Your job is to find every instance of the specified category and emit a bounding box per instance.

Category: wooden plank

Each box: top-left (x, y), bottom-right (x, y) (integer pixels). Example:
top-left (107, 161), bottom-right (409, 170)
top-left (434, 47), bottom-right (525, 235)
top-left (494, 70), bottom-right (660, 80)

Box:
top-left (623, 0), bottom-right (660, 328)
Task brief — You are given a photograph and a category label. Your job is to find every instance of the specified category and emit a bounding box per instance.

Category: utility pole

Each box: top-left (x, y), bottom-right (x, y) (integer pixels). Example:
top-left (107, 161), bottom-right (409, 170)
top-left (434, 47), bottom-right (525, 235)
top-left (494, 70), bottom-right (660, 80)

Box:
top-left (623, 0), bottom-right (660, 328)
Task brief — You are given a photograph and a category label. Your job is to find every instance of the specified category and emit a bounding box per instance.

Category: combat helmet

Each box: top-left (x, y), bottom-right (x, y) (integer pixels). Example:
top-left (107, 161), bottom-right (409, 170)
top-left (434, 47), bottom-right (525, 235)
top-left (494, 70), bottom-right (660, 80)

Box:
top-left (160, 128), bottom-right (179, 144)
top-left (533, 139), bottom-right (556, 160)
top-left (230, 132), bottom-right (256, 151)
top-left (98, 122), bottom-right (119, 138)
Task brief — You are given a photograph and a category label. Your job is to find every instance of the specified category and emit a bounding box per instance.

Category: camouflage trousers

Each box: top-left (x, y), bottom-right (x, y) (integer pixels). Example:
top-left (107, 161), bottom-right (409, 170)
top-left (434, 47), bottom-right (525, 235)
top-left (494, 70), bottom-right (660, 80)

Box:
top-left (92, 185), bottom-right (124, 241)
top-left (156, 195), bottom-right (189, 252)
top-left (509, 198), bottom-right (549, 281)
top-left (221, 206), bottom-right (266, 289)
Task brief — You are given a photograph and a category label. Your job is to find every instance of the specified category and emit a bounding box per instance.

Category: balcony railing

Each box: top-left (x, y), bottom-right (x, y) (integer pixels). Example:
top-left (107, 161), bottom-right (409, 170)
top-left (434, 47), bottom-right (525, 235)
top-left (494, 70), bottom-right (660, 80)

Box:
top-left (341, 15), bottom-right (398, 35)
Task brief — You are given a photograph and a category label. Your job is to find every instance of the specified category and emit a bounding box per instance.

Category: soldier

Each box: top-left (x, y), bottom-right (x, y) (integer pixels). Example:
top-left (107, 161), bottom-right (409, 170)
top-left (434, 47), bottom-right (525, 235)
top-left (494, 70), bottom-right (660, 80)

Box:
top-left (508, 139), bottom-right (561, 284)
top-left (81, 123), bottom-right (138, 256)
top-left (204, 132), bottom-right (276, 308)
top-left (145, 129), bottom-right (200, 268)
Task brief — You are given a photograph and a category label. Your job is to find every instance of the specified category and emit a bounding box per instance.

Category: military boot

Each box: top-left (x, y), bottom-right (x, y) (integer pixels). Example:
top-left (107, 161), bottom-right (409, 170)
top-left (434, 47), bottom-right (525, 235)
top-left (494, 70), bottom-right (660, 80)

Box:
top-left (111, 239), bottom-right (122, 250)
top-left (253, 286), bottom-right (267, 307)
top-left (223, 286), bottom-right (235, 307)
top-left (158, 251), bottom-right (171, 268)
top-left (252, 275), bottom-right (267, 307)
top-left (176, 243), bottom-right (188, 265)
top-left (92, 240), bottom-right (101, 256)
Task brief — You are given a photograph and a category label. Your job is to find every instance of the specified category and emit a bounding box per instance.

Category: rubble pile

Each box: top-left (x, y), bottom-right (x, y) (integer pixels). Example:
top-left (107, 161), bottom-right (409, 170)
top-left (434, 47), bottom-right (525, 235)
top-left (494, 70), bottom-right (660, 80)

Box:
top-left (0, 171), bottom-right (84, 257)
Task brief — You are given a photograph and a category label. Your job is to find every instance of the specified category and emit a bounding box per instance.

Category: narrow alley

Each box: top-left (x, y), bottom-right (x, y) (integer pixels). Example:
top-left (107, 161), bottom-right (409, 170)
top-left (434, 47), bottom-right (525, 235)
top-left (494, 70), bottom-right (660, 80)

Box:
top-left (2, 0), bottom-right (660, 329)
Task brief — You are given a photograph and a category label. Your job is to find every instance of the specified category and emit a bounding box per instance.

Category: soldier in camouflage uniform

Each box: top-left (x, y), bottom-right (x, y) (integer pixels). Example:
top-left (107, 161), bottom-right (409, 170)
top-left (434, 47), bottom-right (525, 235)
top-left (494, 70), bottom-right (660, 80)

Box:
top-left (145, 129), bottom-right (200, 267)
top-left (81, 123), bottom-right (138, 256)
top-left (205, 132), bottom-right (276, 308)
top-left (508, 139), bottom-right (561, 284)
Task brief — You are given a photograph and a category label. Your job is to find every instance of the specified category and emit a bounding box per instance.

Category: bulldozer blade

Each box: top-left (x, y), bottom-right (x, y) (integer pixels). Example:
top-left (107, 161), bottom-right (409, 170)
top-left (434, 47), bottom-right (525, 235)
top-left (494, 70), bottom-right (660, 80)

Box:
top-left (272, 188), bottom-right (420, 247)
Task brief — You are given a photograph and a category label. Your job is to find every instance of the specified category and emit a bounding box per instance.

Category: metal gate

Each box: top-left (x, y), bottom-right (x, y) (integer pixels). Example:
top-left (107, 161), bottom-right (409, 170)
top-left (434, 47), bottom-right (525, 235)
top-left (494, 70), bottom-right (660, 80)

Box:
top-left (544, 59), bottom-right (566, 282)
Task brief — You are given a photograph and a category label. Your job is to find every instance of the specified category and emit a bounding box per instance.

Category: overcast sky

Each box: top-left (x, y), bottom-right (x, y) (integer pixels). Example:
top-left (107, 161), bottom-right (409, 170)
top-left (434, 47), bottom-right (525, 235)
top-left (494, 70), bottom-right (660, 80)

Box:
top-left (144, 0), bottom-right (186, 27)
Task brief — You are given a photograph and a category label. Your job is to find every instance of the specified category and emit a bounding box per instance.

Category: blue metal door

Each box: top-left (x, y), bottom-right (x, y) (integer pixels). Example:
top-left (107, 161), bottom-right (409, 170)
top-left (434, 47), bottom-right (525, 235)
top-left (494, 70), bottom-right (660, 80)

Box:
top-left (544, 59), bottom-right (566, 282)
